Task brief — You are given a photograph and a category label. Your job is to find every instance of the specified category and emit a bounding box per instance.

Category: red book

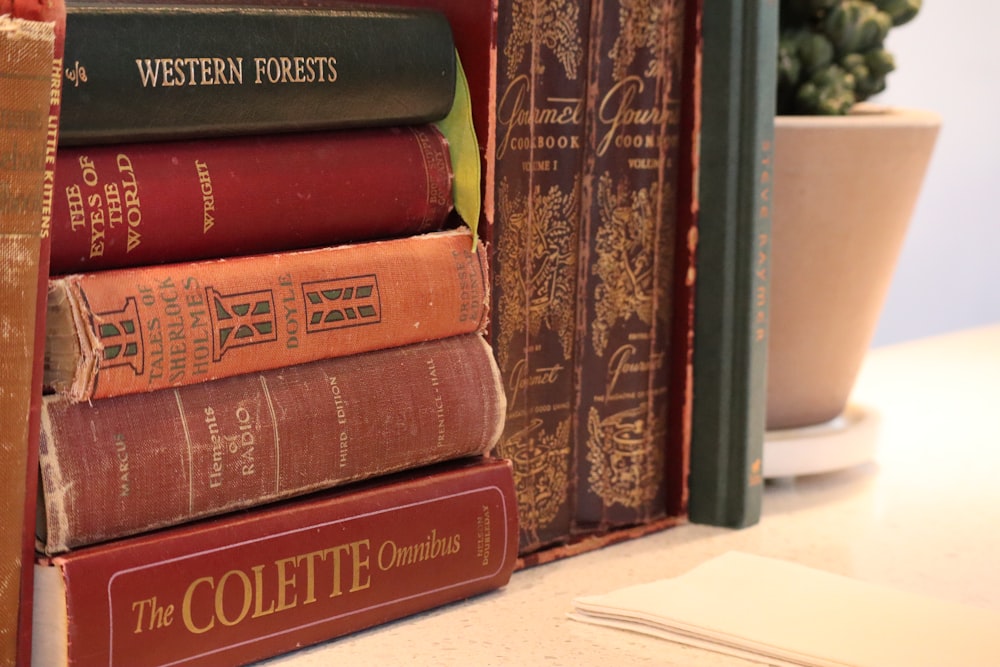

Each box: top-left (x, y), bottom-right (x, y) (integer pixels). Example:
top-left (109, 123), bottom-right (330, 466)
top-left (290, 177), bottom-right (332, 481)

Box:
top-left (44, 227), bottom-right (489, 401)
top-left (32, 458), bottom-right (518, 667)
top-left (38, 334), bottom-right (505, 553)
top-left (50, 125), bottom-right (454, 274)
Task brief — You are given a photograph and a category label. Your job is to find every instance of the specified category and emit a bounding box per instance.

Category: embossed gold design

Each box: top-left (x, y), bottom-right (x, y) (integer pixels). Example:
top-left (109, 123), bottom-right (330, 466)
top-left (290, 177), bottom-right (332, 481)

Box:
top-left (590, 173), bottom-right (662, 356)
top-left (608, 0), bottom-right (685, 81)
top-left (585, 405), bottom-right (664, 509)
top-left (496, 177), bottom-right (579, 370)
top-left (498, 418), bottom-right (571, 540)
top-left (504, 0), bottom-right (584, 80)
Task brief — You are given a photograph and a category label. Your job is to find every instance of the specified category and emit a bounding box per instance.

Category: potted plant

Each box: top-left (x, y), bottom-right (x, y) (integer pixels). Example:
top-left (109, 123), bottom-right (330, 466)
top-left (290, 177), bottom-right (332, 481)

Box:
top-left (765, 0), bottom-right (940, 473)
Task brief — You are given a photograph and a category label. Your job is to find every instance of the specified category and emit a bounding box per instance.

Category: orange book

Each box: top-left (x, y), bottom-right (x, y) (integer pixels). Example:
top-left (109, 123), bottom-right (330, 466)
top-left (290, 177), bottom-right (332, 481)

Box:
top-left (45, 227), bottom-right (488, 401)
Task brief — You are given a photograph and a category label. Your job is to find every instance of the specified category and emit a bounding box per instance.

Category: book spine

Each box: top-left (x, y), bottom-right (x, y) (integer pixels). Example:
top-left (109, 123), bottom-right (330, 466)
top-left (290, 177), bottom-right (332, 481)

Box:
top-left (573, 0), bottom-right (688, 531)
top-left (33, 458), bottom-right (518, 667)
top-left (59, 3), bottom-right (456, 145)
top-left (664, 0), bottom-right (700, 521)
top-left (0, 8), bottom-right (59, 666)
top-left (38, 333), bottom-right (505, 553)
top-left (688, 0), bottom-right (776, 528)
top-left (44, 228), bottom-right (489, 401)
top-left (50, 126), bottom-right (454, 274)
top-left (493, 0), bottom-right (589, 554)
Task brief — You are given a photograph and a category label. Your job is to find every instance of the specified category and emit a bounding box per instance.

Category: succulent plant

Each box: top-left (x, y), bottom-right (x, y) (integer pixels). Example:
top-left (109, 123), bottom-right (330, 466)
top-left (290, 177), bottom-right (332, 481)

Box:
top-left (777, 0), bottom-right (921, 115)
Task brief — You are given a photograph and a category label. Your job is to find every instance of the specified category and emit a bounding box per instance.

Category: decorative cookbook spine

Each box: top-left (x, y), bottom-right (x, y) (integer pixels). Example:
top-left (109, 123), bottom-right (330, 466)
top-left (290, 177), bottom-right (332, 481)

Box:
top-left (32, 458), bottom-right (518, 667)
top-left (573, 0), bottom-right (688, 531)
top-left (50, 125), bottom-right (454, 274)
top-left (493, 0), bottom-right (590, 554)
top-left (59, 2), bottom-right (456, 145)
top-left (44, 227), bottom-right (489, 401)
top-left (38, 333), bottom-right (505, 553)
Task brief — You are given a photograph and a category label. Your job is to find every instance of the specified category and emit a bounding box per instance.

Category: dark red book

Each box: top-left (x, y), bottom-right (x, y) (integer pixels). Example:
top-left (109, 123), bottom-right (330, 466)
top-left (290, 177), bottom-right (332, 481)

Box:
top-left (38, 334), bottom-right (505, 553)
top-left (50, 125), bottom-right (454, 274)
top-left (32, 458), bottom-right (518, 667)
top-left (571, 0), bottom-right (692, 533)
top-left (492, 0), bottom-right (590, 555)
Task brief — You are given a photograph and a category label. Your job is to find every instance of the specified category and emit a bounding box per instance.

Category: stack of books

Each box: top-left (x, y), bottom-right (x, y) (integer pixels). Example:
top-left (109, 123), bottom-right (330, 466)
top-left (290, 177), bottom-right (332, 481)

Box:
top-left (22, 1), bottom-right (515, 665)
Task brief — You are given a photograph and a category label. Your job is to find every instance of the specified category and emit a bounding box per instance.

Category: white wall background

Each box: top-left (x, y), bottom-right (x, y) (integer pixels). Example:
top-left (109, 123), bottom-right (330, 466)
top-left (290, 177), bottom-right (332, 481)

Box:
top-left (869, 0), bottom-right (1000, 346)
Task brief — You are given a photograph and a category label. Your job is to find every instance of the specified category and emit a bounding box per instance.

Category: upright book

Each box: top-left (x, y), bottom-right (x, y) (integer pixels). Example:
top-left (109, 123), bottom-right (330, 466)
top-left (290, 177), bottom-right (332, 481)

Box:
top-left (32, 457), bottom-right (519, 667)
top-left (572, 0), bottom-right (690, 533)
top-left (38, 334), bottom-right (505, 553)
top-left (493, 0), bottom-right (590, 555)
top-left (0, 0), bottom-right (64, 663)
top-left (44, 227), bottom-right (489, 401)
top-left (50, 125), bottom-right (455, 273)
top-left (59, 1), bottom-right (456, 144)
top-left (688, 0), bottom-right (777, 528)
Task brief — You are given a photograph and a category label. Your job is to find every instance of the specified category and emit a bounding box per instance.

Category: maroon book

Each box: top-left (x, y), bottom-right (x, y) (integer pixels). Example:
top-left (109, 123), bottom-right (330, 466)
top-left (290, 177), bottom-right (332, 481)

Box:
top-left (572, 0), bottom-right (692, 532)
top-left (38, 334), bottom-right (505, 553)
top-left (50, 125), bottom-right (454, 274)
top-left (32, 458), bottom-right (518, 667)
top-left (493, 0), bottom-right (590, 555)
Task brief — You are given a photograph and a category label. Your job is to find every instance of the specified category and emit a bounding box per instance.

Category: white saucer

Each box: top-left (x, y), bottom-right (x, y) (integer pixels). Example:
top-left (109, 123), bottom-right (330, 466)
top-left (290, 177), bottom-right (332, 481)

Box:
top-left (763, 403), bottom-right (880, 479)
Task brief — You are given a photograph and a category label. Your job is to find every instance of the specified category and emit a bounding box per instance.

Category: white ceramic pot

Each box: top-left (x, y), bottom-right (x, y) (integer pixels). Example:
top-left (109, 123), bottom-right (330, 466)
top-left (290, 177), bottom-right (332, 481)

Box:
top-left (767, 105), bottom-right (941, 431)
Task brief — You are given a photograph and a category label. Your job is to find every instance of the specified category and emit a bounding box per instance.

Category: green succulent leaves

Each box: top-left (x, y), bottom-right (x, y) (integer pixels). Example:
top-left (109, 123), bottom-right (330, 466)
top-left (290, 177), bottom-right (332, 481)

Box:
top-left (777, 0), bottom-right (921, 114)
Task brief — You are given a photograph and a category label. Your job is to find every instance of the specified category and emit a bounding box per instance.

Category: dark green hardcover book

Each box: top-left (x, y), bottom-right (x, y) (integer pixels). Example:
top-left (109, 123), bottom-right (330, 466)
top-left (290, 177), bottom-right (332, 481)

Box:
top-left (59, 1), bottom-right (456, 144)
top-left (688, 0), bottom-right (778, 527)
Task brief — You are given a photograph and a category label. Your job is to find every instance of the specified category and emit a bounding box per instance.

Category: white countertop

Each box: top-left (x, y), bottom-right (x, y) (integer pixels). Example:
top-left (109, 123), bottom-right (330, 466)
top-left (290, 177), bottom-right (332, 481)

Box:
top-left (260, 324), bottom-right (1000, 666)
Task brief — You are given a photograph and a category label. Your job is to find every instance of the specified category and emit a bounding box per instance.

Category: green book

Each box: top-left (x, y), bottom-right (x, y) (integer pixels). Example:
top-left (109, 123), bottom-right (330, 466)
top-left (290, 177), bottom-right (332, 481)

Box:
top-left (688, 0), bottom-right (778, 527)
top-left (59, 1), bottom-right (456, 144)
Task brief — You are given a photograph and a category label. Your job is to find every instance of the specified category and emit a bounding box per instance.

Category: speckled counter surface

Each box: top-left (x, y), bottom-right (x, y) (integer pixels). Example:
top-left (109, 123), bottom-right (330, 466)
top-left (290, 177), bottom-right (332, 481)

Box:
top-left (259, 324), bottom-right (1000, 666)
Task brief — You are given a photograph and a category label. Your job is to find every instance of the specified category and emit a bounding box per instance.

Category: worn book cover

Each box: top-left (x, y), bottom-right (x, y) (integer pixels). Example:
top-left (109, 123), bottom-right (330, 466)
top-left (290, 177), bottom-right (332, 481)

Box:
top-left (493, 0), bottom-right (590, 554)
top-left (50, 125), bottom-right (454, 273)
top-left (573, 0), bottom-right (690, 533)
top-left (0, 0), bottom-right (64, 663)
top-left (39, 334), bottom-right (505, 553)
top-left (44, 228), bottom-right (489, 401)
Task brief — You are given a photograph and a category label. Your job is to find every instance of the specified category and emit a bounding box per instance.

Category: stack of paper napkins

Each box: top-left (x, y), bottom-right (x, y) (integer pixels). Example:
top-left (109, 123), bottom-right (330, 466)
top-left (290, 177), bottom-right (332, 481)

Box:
top-left (569, 551), bottom-right (1000, 667)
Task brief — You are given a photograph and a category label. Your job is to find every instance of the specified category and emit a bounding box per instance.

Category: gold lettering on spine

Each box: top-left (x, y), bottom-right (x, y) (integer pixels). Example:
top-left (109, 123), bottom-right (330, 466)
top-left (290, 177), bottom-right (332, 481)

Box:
top-left (41, 57), bottom-right (62, 239)
top-left (134, 57), bottom-right (244, 87)
top-left (328, 376), bottom-right (350, 468)
top-left (252, 56), bottom-right (338, 84)
top-left (595, 76), bottom-right (669, 157)
top-left (755, 140), bottom-right (773, 343)
top-left (195, 159), bottom-right (215, 232)
top-left (376, 529), bottom-right (461, 570)
top-left (116, 153), bottom-right (142, 253)
top-left (496, 74), bottom-right (584, 160)
top-left (182, 577), bottom-right (216, 634)
top-left (131, 520), bottom-right (485, 639)
top-left (131, 596), bottom-right (175, 633)
top-left (172, 539), bottom-right (375, 635)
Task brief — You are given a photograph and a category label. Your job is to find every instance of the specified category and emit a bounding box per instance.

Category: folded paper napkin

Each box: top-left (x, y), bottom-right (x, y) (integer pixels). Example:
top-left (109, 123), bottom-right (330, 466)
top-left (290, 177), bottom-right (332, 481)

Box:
top-left (569, 551), bottom-right (1000, 667)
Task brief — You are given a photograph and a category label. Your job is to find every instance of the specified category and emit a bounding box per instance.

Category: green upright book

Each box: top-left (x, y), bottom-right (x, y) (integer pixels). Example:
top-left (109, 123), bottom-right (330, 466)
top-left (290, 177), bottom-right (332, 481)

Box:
top-left (688, 0), bottom-right (778, 527)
